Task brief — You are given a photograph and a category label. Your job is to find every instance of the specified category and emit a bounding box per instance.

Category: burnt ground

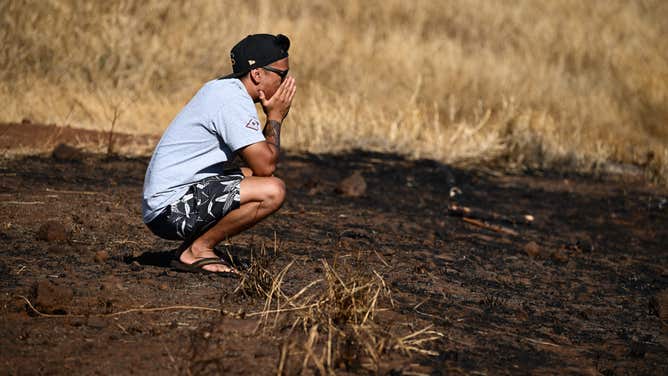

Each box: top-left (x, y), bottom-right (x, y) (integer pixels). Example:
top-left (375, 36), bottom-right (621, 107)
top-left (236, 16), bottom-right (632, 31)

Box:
top-left (0, 123), bottom-right (667, 375)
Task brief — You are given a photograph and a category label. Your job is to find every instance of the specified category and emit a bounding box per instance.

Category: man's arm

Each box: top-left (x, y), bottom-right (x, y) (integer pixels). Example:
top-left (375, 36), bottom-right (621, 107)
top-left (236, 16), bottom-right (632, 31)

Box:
top-left (263, 119), bottom-right (282, 149)
top-left (239, 77), bottom-right (296, 176)
top-left (239, 119), bottom-right (282, 176)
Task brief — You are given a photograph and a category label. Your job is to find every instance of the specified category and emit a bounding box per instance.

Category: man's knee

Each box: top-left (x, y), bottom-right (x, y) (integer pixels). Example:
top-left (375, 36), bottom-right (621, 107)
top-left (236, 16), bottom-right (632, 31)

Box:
top-left (264, 177), bottom-right (286, 211)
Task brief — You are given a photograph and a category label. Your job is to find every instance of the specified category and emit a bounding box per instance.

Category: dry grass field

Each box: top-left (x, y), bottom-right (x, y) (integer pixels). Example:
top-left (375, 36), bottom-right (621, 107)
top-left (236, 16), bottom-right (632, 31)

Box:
top-left (1, 0), bottom-right (667, 182)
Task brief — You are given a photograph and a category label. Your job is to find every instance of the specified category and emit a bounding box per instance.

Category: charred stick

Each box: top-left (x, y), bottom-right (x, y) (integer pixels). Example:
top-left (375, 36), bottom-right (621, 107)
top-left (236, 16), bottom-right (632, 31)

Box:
top-left (461, 217), bottom-right (519, 236)
top-left (448, 203), bottom-right (534, 225)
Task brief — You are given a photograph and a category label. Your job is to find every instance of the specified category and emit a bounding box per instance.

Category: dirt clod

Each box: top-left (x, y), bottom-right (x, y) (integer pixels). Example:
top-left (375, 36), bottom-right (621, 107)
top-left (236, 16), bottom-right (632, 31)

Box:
top-left (523, 241), bottom-right (541, 257)
top-left (650, 290), bottom-right (668, 321)
top-left (94, 250), bottom-right (109, 263)
top-left (52, 143), bottom-right (84, 162)
top-left (551, 249), bottom-right (569, 263)
top-left (37, 221), bottom-right (71, 242)
top-left (336, 171), bottom-right (367, 197)
top-left (33, 280), bottom-right (74, 313)
top-left (139, 278), bottom-right (155, 287)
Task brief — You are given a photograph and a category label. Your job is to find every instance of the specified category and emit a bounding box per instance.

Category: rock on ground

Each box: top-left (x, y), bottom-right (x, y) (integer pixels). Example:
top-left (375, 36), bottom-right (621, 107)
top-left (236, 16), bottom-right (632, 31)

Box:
top-left (94, 250), bottom-right (109, 263)
top-left (336, 171), bottom-right (367, 197)
top-left (523, 241), bottom-right (541, 257)
top-left (651, 290), bottom-right (668, 321)
top-left (37, 221), bottom-right (71, 242)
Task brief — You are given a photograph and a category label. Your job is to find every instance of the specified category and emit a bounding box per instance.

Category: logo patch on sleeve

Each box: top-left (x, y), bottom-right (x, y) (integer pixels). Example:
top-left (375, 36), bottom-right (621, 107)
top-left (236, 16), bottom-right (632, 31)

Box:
top-left (245, 119), bottom-right (260, 131)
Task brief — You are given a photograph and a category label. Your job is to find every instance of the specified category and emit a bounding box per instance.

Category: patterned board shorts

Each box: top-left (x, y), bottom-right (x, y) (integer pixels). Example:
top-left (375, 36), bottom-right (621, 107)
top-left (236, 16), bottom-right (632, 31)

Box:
top-left (146, 169), bottom-right (244, 242)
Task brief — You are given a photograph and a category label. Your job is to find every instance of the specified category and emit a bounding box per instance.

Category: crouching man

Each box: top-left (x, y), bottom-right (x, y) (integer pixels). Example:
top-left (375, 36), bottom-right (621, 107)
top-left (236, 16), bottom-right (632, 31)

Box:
top-left (142, 34), bottom-right (296, 275)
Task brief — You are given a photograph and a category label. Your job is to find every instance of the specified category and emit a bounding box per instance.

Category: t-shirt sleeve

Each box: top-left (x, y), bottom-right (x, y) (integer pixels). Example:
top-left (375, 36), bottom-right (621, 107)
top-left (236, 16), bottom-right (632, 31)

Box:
top-left (214, 96), bottom-right (266, 152)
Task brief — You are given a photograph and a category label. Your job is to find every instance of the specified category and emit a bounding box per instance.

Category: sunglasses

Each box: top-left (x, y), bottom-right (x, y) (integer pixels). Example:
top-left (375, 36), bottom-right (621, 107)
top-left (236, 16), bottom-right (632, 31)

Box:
top-left (262, 65), bottom-right (289, 81)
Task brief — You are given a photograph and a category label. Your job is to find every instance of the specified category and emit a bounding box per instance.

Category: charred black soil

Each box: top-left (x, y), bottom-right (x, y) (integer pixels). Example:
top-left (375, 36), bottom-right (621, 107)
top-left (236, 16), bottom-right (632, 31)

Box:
top-left (1, 124), bottom-right (667, 375)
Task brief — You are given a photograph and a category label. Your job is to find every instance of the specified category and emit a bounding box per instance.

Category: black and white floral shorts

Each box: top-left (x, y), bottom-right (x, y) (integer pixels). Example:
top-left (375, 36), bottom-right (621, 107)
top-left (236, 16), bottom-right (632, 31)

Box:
top-left (146, 169), bottom-right (244, 242)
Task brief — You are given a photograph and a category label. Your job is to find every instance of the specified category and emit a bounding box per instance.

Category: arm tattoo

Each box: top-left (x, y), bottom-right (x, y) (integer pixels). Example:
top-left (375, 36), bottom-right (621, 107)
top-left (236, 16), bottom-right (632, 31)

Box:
top-left (264, 119), bottom-right (282, 148)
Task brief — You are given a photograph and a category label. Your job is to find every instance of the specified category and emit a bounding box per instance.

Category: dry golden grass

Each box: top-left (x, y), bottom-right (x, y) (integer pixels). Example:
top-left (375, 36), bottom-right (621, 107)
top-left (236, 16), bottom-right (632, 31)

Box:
top-left (1, 0), bottom-right (667, 182)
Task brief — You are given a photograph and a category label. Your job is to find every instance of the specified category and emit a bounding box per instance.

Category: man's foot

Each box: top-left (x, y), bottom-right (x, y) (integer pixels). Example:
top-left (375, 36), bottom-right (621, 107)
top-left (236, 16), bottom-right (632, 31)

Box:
top-left (179, 245), bottom-right (239, 274)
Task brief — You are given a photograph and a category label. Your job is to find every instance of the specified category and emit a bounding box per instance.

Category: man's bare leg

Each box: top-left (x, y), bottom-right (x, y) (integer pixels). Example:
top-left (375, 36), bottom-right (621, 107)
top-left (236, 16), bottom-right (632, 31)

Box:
top-left (179, 176), bottom-right (285, 273)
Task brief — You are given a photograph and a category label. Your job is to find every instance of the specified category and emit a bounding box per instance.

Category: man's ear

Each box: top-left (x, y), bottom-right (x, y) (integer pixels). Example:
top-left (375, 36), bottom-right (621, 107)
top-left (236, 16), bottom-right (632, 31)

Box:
top-left (250, 68), bottom-right (262, 84)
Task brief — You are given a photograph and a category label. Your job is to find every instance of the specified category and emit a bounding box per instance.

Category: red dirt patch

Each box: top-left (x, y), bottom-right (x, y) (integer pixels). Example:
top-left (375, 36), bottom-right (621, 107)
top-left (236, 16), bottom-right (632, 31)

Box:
top-left (0, 121), bottom-right (158, 156)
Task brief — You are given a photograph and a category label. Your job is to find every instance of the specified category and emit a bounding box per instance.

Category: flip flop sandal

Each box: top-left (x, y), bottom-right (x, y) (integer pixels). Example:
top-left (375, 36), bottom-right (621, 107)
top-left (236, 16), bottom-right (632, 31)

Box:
top-left (170, 257), bottom-right (240, 278)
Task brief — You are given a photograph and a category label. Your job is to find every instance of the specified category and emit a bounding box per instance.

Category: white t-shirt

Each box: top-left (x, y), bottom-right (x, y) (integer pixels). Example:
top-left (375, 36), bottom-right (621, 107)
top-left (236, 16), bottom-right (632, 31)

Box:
top-left (142, 78), bottom-right (265, 223)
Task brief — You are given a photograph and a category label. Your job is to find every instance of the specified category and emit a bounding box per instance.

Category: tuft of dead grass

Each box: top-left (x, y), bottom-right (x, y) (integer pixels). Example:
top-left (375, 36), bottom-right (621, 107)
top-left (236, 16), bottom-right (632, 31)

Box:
top-left (242, 257), bottom-right (443, 374)
top-left (2, 0), bottom-right (667, 184)
top-left (233, 242), bottom-right (278, 300)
